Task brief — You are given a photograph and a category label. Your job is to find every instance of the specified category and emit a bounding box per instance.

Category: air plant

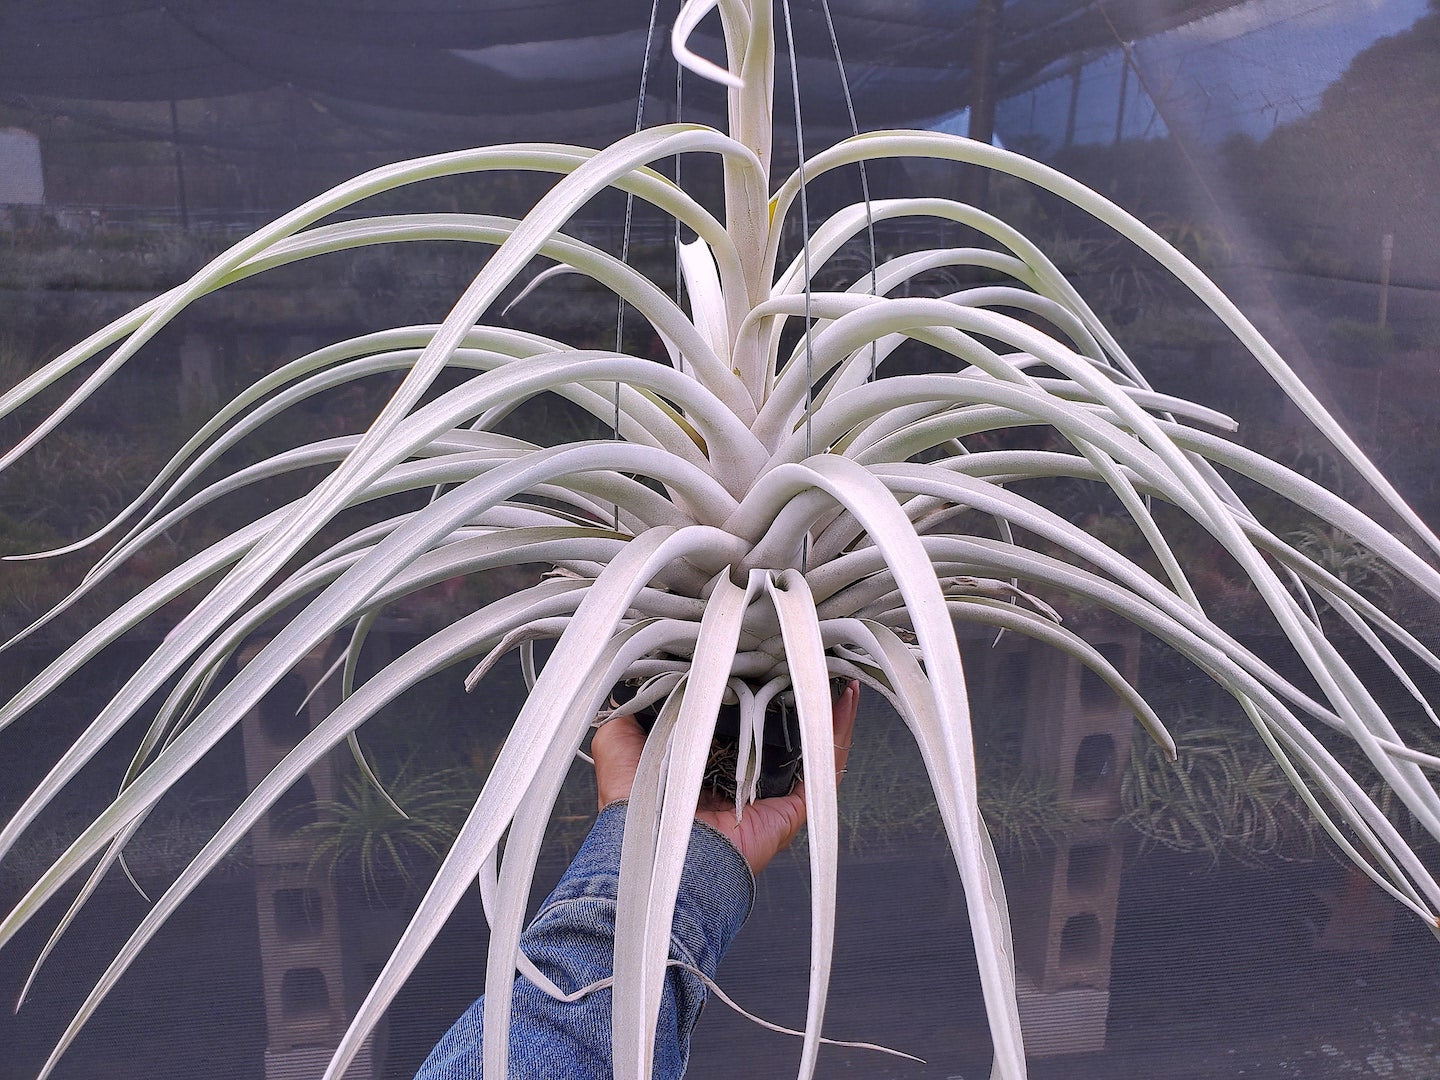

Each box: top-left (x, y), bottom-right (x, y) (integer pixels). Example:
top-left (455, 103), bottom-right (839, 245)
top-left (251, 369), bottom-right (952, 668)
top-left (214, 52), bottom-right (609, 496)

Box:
top-left (3, 2), bottom-right (1440, 1078)
top-left (1122, 719), bottom-right (1324, 867)
top-left (1288, 521), bottom-right (1397, 601)
top-left (294, 762), bottom-right (481, 906)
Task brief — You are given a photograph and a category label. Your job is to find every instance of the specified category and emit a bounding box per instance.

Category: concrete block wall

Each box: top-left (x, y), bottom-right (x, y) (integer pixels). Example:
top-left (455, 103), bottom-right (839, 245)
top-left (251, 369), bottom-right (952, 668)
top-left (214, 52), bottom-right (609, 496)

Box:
top-left (1019, 631), bottom-right (1139, 821)
top-left (984, 627), bottom-right (1141, 1056)
top-left (239, 640), bottom-right (376, 1080)
top-left (1009, 828), bottom-right (1127, 994)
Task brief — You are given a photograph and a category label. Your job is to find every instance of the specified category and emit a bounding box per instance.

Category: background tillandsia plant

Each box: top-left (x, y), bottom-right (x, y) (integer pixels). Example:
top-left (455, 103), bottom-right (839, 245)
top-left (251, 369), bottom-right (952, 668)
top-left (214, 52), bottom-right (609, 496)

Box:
top-left (2, 1), bottom-right (1440, 1078)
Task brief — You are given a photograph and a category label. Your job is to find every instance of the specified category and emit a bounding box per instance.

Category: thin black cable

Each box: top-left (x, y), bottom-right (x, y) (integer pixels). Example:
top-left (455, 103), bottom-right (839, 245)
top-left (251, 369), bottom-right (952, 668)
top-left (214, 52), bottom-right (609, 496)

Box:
top-left (819, 0), bottom-right (880, 383)
top-left (674, 30), bottom-right (684, 377)
top-left (613, 0), bottom-right (664, 530)
top-left (780, 0), bottom-right (814, 573)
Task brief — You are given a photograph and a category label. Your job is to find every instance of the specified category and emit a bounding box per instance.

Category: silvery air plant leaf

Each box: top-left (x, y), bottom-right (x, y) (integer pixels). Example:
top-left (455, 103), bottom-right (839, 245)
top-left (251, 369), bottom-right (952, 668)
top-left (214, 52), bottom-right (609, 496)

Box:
top-left (2, 2), bottom-right (1439, 1077)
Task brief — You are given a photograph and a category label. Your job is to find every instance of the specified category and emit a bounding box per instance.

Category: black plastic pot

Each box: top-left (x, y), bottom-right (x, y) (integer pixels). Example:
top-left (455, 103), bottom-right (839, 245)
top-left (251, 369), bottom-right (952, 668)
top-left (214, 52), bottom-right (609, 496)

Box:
top-left (610, 681), bottom-right (812, 800)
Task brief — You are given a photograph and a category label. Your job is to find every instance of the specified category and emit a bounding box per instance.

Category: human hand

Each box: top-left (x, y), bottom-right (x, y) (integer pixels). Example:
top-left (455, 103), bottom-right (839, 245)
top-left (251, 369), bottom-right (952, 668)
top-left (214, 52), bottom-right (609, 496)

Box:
top-left (591, 681), bottom-right (859, 875)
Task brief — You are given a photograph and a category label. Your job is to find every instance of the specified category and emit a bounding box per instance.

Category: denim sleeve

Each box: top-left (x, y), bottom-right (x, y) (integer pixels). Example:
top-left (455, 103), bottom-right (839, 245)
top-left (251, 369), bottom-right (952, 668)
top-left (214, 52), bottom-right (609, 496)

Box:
top-left (414, 802), bottom-right (754, 1079)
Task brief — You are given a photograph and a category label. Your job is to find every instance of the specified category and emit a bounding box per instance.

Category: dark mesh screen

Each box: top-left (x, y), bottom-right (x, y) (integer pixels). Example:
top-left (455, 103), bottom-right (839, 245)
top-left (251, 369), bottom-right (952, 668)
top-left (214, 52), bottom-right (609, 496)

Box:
top-left (2, 2), bottom-right (1438, 1077)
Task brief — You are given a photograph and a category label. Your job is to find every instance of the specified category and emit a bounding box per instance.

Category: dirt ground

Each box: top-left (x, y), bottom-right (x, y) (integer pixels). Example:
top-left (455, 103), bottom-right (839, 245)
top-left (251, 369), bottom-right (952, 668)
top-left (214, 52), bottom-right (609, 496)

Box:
top-left (685, 855), bottom-right (1440, 1080)
top-left (4, 845), bottom-right (1437, 1079)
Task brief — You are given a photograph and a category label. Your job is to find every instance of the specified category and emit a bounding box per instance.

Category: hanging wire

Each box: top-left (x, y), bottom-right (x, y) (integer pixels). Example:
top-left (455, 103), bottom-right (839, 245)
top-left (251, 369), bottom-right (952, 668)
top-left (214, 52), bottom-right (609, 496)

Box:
top-left (674, 38), bottom-right (685, 376)
top-left (780, 0), bottom-right (814, 572)
top-left (819, 0), bottom-right (880, 383)
top-left (613, 0), bottom-right (665, 530)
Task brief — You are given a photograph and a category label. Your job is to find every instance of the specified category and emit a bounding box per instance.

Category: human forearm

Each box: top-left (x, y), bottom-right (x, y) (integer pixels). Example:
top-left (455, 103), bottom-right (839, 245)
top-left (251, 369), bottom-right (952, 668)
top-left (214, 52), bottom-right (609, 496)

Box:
top-left (413, 802), bottom-right (753, 1079)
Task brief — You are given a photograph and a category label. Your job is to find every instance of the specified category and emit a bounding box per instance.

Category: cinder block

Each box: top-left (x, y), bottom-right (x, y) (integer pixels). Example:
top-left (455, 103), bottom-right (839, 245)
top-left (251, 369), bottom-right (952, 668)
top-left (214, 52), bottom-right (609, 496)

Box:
top-left (1008, 830), bottom-right (1124, 992)
top-left (1016, 972), bottom-right (1109, 1057)
top-left (255, 866), bottom-right (329, 945)
top-left (240, 637), bottom-right (383, 1077)
top-left (239, 640), bottom-right (345, 864)
top-left (1020, 630), bottom-right (1140, 819)
top-left (992, 629), bottom-right (1141, 1052)
top-left (249, 781), bottom-right (335, 864)
top-left (259, 958), bottom-right (346, 1048)
top-left (263, 1039), bottom-right (375, 1080)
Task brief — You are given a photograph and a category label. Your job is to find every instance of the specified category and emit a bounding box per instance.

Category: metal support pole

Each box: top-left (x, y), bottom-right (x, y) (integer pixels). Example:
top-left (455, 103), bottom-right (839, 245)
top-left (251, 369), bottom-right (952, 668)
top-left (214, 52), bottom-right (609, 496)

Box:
top-left (963, 0), bottom-right (1004, 209)
top-left (1378, 233), bottom-right (1394, 330)
top-left (169, 99), bottom-right (189, 231)
top-left (1063, 63), bottom-right (1082, 149)
top-left (1113, 57), bottom-right (1129, 146)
